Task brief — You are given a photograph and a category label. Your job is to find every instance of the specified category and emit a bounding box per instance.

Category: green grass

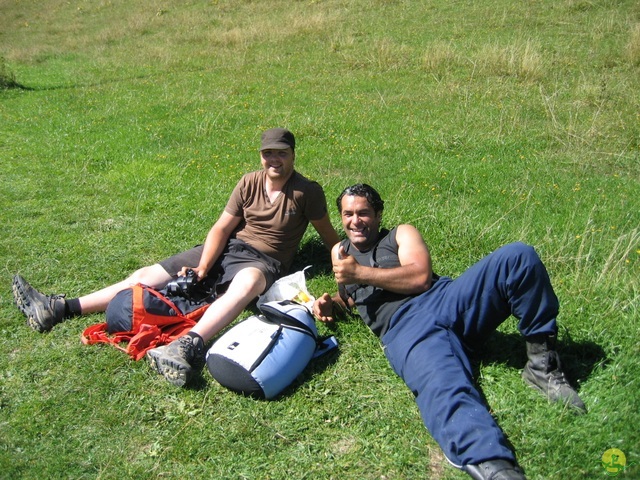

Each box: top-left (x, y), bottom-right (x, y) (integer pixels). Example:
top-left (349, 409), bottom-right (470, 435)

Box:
top-left (1, 0), bottom-right (639, 478)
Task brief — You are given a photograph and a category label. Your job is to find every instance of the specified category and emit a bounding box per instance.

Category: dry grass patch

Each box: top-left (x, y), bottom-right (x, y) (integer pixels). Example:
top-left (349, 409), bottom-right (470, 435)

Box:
top-left (422, 41), bottom-right (458, 74)
top-left (421, 40), bottom-right (545, 81)
top-left (472, 40), bottom-right (543, 81)
top-left (0, 56), bottom-right (17, 88)
top-left (627, 23), bottom-right (640, 65)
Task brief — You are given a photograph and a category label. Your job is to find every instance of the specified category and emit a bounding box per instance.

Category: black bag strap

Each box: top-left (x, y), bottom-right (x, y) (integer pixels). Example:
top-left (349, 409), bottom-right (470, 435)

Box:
top-left (248, 323), bottom-right (284, 373)
top-left (258, 300), bottom-right (318, 341)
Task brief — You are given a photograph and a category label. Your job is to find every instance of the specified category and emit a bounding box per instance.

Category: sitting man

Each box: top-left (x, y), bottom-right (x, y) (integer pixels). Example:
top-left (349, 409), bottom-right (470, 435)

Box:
top-left (13, 128), bottom-right (340, 387)
top-left (313, 183), bottom-right (585, 480)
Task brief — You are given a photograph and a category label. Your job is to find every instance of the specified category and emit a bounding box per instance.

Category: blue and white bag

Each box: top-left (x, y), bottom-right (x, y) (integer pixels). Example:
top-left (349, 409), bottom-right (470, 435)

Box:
top-left (206, 300), bottom-right (337, 399)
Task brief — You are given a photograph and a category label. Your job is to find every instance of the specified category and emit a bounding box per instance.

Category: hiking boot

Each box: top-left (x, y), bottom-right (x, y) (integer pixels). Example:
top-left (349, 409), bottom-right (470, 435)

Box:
top-left (12, 275), bottom-right (66, 333)
top-left (146, 334), bottom-right (205, 387)
top-left (522, 334), bottom-right (586, 414)
top-left (464, 459), bottom-right (526, 480)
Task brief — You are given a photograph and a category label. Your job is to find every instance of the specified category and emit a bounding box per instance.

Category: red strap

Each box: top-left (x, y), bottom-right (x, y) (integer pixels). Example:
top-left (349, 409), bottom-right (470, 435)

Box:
top-left (81, 322), bottom-right (109, 345)
top-left (81, 322), bottom-right (129, 354)
top-left (125, 322), bottom-right (196, 360)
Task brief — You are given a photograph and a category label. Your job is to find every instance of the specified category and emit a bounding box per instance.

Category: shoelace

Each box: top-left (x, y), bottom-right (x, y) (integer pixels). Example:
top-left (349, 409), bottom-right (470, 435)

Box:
top-left (48, 293), bottom-right (66, 304)
top-left (549, 369), bottom-right (570, 385)
top-left (176, 337), bottom-right (194, 358)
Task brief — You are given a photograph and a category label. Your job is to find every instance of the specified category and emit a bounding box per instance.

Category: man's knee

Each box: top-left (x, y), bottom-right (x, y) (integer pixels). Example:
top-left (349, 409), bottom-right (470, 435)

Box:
top-left (230, 267), bottom-right (267, 295)
top-left (499, 242), bottom-right (541, 266)
top-left (126, 264), bottom-right (171, 286)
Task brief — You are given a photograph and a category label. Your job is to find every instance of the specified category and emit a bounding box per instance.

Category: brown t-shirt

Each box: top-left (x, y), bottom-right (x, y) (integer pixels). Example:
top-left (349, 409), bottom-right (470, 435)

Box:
top-left (224, 170), bottom-right (328, 272)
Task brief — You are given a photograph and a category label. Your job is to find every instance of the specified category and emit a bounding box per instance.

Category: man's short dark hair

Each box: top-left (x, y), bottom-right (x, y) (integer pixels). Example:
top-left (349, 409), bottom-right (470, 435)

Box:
top-left (336, 184), bottom-right (385, 213)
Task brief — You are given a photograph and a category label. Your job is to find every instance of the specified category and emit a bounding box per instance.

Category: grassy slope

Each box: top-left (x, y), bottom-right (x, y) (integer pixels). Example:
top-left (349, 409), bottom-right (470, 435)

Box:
top-left (1, 1), bottom-right (638, 478)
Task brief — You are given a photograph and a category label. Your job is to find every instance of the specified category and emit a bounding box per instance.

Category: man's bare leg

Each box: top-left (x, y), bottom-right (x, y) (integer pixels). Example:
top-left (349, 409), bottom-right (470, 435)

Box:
top-left (147, 267), bottom-right (267, 387)
top-left (13, 264), bottom-right (174, 331)
top-left (78, 264), bottom-right (174, 313)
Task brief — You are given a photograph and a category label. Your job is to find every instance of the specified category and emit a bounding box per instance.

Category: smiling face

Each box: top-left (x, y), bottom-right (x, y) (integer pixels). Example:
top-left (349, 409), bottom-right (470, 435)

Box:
top-left (260, 147), bottom-right (295, 182)
top-left (339, 194), bottom-right (382, 251)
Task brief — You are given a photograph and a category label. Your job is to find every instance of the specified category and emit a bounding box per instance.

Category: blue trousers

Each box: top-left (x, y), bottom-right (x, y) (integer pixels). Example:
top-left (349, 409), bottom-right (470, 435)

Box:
top-left (381, 242), bottom-right (559, 467)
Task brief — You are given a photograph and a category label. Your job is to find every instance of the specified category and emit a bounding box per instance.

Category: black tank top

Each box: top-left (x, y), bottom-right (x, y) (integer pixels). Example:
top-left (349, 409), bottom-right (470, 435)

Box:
top-left (339, 227), bottom-right (415, 338)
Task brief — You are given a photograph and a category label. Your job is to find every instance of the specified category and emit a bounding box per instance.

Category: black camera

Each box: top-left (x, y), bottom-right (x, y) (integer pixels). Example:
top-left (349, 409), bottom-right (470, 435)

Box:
top-left (165, 268), bottom-right (200, 298)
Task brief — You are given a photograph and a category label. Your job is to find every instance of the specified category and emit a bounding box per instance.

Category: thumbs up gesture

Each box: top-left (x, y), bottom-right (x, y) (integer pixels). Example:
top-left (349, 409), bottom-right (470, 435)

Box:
top-left (332, 245), bottom-right (360, 285)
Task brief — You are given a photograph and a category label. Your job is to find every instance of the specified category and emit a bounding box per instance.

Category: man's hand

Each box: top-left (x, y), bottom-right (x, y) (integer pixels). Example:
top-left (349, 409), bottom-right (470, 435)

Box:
top-left (313, 293), bottom-right (336, 323)
top-left (332, 245), bottom-right (361, 285)
top-left (179, 266), bottom-right (207, 281)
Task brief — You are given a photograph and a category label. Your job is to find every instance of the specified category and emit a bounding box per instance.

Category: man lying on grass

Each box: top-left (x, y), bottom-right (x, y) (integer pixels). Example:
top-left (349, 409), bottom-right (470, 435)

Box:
top-left (313, 183), bottom-right (585, 480)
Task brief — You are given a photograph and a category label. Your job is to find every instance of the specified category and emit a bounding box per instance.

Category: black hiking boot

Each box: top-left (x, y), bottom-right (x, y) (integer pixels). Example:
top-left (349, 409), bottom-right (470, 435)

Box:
top-left (464, 459), bottom-right (526, 480)
top-left (146, 334), bottom-right (205, 387)
top-left (522, 334), bottom-right (586, 414)
top-left (12, 275), bottom-right (66, 333)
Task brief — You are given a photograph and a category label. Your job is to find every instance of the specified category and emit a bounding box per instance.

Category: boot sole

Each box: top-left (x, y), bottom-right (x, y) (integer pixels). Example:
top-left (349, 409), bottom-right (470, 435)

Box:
top-left (12, 276), bottom-right (31, 317)
top-left (161, 364), bottom-right (189, 387)
top-left (146, 347), bottom-right (190, 387)
top-left (146, 347), bottom-right (166, 375)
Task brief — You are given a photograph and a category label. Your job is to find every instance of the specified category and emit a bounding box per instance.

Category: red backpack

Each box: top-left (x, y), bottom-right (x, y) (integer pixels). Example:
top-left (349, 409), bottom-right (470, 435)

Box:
top-left (81, 283), bottom-right (212, 360)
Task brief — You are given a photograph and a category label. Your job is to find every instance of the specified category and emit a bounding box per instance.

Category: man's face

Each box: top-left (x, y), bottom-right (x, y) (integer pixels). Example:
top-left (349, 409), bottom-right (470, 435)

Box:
top-left (340, 195), bottom-right (382, 251)
top-left (260, 148), bottom-right (295, 182)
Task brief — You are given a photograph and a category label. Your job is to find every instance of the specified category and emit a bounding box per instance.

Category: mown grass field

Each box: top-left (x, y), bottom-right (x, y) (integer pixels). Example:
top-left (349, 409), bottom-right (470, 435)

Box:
top-left (1, 1), bottom-right (639, 478)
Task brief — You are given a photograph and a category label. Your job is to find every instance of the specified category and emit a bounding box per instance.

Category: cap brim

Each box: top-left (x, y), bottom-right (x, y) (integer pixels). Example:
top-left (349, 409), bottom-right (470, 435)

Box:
top-left (260, 142), bottom-right (292, 150)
